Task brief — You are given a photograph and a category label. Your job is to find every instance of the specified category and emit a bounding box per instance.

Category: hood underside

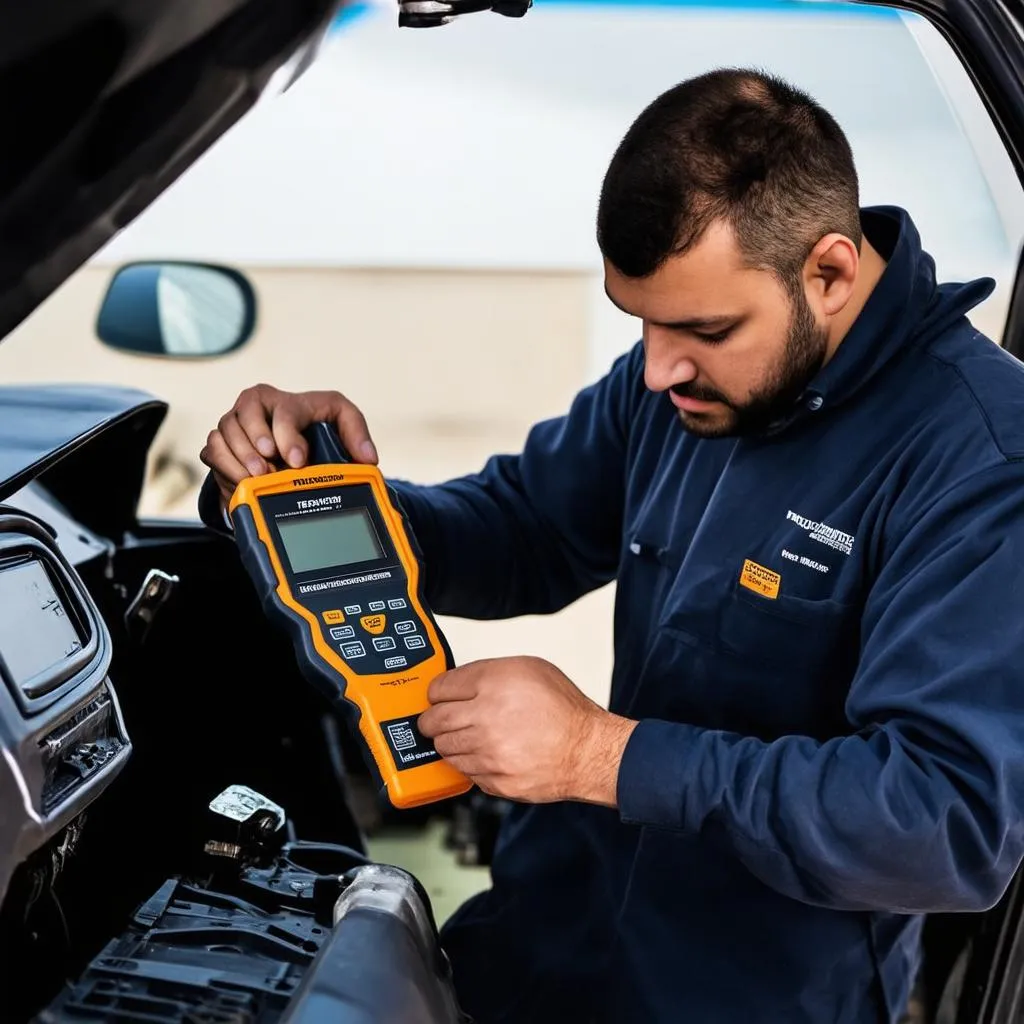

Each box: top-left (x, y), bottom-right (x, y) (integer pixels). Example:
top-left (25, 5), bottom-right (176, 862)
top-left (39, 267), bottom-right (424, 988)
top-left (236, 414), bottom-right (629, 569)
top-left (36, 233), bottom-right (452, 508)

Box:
top-left (0, 0), bottom-right (342, 342)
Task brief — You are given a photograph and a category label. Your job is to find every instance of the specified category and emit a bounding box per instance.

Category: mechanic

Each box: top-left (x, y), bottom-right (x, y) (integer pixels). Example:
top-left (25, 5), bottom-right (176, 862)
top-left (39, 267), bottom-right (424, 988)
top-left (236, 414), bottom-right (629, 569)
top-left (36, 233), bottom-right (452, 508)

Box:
top-left (197, 68), bottom-right (1024, 1023)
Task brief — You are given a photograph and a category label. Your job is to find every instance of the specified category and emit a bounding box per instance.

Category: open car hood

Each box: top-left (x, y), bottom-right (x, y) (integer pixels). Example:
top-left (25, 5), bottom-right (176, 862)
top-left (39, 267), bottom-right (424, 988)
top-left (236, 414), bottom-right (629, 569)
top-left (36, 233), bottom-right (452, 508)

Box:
top-left (0, 0), bottom-right (343, 342)
top-left (0, 0), bottom-right (1022, 346)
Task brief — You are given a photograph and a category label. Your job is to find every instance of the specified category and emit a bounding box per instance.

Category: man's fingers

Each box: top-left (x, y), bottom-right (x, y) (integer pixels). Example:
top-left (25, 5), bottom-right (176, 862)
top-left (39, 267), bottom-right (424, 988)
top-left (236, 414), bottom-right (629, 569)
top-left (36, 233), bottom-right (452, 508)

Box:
top-left (204, 386), bottom-right (378, 490)
top-left (335, 400), bottom-right (378, 465)
top-left (233, 385), bottom-right (288, 466)
top-left (427, 666), bottom-right (482, 704)
top-left (201, 428), bottom-right (252, 488)
top-left (216, 406), bottom-right (271, 479)
top-left (268, 403), bottom-right (309, 470)
top-left (443, 756), bottom-right (493, 779)
top-left (419, 700), bottom-right (475, 738)
top-left (267, 390), bottom-right (376, 470)
top-left (432, 726), bottom-right (479, 759)
top-left (304, 390), bottom-right (379, 465)
top-left (231, 383), bottom-right (307, 470)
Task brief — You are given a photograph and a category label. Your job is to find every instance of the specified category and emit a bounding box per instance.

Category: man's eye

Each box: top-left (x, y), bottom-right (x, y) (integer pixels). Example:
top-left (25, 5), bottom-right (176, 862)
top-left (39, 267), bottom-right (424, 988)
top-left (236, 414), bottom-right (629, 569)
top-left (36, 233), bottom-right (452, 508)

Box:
top-left (695, 329), bottom-right (731, 344)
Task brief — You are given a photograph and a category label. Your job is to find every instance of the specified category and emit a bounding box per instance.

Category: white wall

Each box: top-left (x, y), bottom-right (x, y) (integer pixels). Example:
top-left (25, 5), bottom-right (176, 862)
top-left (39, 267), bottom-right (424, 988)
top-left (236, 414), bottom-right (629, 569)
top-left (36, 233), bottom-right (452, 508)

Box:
top-left (94, 2), bottom-right (1022, 379)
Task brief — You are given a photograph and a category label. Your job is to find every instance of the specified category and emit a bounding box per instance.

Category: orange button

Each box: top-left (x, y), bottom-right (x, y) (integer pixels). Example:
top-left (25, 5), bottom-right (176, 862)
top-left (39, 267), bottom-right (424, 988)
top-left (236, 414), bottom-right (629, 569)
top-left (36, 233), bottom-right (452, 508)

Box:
top-left (360, 614), bottom-right (386, 635)
top-left (322, 609), bottom-right (345, 624)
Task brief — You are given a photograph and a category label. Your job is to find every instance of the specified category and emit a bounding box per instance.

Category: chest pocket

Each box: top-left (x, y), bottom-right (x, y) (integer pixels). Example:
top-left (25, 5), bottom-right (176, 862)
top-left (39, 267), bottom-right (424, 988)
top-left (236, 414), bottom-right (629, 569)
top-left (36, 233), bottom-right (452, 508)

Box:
top-left (718, 582), bottom-right (855, 673)
top-left (645, 567), bottom-right (859, 741)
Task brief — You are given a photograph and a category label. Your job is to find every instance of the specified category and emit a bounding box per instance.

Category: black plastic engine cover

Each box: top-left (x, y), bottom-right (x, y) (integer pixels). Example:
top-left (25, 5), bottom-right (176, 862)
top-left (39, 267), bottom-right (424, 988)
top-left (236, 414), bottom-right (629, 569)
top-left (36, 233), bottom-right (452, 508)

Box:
top-left (36, 841), bottom-right (467, 1024)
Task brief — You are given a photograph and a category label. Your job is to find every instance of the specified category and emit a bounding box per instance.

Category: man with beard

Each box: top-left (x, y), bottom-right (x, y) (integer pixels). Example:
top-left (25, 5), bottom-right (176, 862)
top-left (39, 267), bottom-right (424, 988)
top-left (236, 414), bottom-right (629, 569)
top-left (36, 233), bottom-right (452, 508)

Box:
top-left (198, 69), bottom-right (1024, 1023)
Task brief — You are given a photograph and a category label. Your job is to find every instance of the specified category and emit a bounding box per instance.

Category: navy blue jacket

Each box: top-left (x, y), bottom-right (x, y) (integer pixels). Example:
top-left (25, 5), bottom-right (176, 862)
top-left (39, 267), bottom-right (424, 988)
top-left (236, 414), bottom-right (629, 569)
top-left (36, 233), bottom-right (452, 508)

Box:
top-left (383, 207), bottom-right (1024, 1022)
top-left (198, 206), bottom-right (1024, 1022)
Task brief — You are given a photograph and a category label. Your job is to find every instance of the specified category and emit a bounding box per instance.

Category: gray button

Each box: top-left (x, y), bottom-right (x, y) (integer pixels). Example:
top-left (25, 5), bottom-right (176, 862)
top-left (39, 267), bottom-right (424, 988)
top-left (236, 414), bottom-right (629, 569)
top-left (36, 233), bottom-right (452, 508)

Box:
top-left (395, 620), bottom-right (417, 634)
top-left (404, 635), bottom-right (426, 650)
top-left (330, 625), bottom-right (354, 640)
top-left (806, 395), bottom-right (824, 411)
top-left (373, 637), bottom-right (397, 652)
top-left (341, 642), bottom-right (366, 659)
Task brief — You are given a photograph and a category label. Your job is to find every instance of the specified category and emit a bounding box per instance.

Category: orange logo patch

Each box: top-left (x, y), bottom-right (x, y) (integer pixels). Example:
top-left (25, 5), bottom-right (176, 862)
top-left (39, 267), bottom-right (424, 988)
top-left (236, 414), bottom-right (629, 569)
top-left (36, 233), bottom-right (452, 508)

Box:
top-left (739, 559), bottom-right (781, 600)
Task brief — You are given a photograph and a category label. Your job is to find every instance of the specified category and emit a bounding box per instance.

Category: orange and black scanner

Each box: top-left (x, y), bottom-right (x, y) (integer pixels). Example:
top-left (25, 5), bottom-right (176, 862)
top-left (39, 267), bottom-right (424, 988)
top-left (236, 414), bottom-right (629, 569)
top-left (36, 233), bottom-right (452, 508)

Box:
top-left (228, 423), bottom-right (471, 810)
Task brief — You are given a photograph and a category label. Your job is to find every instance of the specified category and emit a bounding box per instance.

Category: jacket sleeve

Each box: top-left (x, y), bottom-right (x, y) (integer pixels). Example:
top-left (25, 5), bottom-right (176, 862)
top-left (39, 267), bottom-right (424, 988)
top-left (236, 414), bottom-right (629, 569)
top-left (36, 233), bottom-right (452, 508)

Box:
top-left (616, 462), bottom-right (1024, 914)
top-left (391, 343), bottom-right (645, 619)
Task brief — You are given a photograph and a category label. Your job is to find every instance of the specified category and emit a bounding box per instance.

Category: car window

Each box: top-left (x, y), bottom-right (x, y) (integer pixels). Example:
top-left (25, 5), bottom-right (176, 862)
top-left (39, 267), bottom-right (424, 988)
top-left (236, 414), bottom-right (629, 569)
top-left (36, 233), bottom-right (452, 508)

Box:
top-left (0, 0), bottom-right (1020, 699)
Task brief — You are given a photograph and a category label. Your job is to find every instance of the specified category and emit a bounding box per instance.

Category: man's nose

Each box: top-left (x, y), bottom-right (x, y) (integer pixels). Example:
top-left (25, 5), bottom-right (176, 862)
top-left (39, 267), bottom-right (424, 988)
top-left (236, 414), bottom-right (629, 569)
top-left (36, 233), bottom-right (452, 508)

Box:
top-left (644, 325), bottom-right (698, 392)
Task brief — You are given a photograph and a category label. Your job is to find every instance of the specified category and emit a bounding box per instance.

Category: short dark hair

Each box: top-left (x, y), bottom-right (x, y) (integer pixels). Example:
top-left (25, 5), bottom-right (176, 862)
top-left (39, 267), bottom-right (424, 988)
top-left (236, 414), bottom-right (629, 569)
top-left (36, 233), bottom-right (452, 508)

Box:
top-left (596, 68), bottom-right (861, 285)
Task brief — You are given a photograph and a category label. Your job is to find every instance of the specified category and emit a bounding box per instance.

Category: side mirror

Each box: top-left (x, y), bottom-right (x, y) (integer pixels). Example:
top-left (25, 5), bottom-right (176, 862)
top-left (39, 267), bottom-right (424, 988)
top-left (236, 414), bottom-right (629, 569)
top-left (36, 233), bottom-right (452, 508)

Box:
top-left (96, 261), bottom-right (257, 358)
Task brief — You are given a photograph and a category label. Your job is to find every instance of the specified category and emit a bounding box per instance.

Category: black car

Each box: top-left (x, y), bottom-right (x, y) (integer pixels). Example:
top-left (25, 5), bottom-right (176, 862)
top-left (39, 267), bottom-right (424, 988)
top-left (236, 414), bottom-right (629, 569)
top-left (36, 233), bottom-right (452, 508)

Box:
top-left (0, 1), bottom-right (1023, 1022)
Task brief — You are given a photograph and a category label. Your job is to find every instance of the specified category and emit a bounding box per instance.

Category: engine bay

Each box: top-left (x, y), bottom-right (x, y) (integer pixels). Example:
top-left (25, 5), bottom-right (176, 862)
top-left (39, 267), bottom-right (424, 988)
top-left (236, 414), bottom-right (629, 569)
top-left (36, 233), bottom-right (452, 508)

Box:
top-left (0, 387), bottom-right (465, 1024)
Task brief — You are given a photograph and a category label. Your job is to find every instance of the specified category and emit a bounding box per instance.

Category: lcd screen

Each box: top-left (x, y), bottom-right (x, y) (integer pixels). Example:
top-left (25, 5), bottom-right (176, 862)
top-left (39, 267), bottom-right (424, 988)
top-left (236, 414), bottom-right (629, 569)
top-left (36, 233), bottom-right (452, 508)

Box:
top-left (0, 559), bottom-right (82, 692)
top-left (277, 508), bottom-right (384, 574)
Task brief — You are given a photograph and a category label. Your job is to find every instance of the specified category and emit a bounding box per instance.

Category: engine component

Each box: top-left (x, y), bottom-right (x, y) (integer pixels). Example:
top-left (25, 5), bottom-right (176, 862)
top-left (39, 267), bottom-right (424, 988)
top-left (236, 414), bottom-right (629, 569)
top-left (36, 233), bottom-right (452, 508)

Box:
top-left (204, 784), bottom-right (288, 864)
top-left (123, 568), bottom-right (180, 644)
top-left (36, 840), bottom-right (466, 1024)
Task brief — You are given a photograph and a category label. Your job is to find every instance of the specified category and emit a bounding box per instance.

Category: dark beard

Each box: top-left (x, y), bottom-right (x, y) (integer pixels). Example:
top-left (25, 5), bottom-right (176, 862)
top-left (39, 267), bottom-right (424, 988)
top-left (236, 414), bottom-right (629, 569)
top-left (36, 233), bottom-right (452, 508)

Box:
top-left (672, 288), bottom-right (828, 438)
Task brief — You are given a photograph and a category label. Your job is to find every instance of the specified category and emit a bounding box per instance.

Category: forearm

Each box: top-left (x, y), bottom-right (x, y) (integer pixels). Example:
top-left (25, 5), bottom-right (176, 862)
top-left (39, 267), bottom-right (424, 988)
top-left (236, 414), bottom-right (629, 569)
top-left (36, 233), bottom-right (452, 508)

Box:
top-left (568, 709), bottom-right (638, 807)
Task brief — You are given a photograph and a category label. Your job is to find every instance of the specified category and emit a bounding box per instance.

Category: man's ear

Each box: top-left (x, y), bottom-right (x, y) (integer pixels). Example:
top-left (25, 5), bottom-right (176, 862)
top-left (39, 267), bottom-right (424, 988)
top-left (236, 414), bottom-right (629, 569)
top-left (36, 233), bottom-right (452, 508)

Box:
top-left (804, 233), bottom-right (859, 317)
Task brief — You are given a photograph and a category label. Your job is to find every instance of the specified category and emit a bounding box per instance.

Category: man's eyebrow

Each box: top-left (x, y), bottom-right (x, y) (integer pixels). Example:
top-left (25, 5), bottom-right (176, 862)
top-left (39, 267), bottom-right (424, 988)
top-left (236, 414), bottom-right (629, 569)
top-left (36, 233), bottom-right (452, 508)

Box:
top-left (603, 285), bottom-right (740, 330)
top-left (657, 315), bottom-right (739, 331)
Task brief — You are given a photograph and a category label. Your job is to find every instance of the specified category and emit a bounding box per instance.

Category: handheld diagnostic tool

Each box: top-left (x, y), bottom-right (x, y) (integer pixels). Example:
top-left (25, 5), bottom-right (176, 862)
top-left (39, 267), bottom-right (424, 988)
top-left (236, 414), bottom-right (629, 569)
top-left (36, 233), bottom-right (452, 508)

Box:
top-left (229, 423), bottom-right (472, 810)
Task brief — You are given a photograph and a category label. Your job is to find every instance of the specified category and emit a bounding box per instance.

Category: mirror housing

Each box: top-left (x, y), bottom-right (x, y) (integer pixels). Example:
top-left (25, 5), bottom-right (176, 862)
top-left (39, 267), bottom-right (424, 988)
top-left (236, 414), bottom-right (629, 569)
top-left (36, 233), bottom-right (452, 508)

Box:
top-left (96, 261), bottom-right (257, 358)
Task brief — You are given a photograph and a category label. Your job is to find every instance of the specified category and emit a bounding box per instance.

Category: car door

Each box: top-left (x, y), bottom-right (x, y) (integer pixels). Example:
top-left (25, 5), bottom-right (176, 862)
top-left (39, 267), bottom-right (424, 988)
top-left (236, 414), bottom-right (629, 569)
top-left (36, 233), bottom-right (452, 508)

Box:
top-left (867, 2), bottom-right (1024, 1021)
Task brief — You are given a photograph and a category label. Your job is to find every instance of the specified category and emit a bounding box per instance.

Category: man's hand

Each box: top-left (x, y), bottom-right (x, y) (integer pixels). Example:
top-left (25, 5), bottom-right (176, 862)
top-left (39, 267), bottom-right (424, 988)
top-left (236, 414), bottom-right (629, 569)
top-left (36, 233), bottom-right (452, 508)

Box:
top-left (418, 656), bottom-right (637, 806)
top-left (199, 383), bottom-right (379, 506)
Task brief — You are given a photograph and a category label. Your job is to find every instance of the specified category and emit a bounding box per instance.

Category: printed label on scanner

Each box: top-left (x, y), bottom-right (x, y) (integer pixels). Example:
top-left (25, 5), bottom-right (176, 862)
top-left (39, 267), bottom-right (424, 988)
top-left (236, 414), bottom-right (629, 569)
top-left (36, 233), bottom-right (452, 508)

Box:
top-left (381, 714), bottom-right (442, 772)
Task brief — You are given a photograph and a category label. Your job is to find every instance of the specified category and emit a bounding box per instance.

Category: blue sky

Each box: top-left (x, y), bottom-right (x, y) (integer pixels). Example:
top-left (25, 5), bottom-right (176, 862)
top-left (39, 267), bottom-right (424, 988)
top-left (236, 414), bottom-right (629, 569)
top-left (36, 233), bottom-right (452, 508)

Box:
top-left (331, 0), bottom-right (899, 30)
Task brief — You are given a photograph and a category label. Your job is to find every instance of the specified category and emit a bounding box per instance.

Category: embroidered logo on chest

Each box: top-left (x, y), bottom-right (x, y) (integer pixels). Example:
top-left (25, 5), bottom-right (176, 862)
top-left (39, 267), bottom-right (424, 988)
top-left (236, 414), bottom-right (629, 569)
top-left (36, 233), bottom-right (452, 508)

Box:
top-left (785, 510), bottom-right (855, 557)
